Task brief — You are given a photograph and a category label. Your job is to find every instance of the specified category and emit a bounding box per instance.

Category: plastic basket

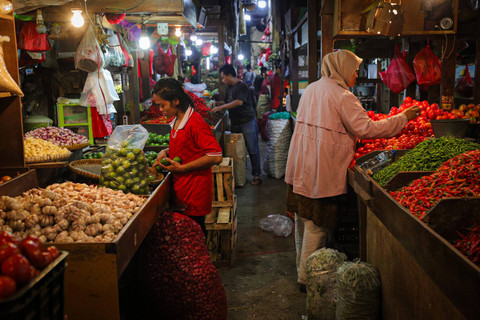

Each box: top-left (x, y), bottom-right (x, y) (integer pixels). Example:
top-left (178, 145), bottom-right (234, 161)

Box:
top-left (0, 251), bottom-right (68, 320)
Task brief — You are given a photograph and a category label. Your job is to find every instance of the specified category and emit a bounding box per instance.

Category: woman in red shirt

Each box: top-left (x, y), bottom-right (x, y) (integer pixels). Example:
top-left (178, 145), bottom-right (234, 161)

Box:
top-left (152, 78), bottom-right (223, 235)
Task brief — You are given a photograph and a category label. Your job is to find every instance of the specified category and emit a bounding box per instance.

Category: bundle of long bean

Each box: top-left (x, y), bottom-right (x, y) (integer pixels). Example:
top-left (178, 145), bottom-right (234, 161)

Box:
top-left (373, 137), bottom-right (480, 186)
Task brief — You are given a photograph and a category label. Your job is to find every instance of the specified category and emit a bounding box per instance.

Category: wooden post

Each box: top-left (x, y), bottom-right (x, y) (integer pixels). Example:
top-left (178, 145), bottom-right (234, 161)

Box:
top-left (129, 51), bottom-right (141, 124)
top-left (475, 40), bottom-right (480, 104)
top-left (321, 0), bottom-right (335, 60)
top-left (308, 1), bottom-right (319, 83)
top-left (440, 35), bottom-right (456, 103)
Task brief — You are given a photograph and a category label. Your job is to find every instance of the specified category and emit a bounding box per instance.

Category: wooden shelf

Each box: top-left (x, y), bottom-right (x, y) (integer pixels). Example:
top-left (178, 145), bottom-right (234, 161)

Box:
top-left (26, 161), bottom-right (69, 169)
top-left (0, 13), bottom-right (14, 21)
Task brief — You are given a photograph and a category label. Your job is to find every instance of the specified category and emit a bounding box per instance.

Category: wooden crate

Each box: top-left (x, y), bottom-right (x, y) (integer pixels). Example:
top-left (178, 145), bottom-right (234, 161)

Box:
top-left (206, 195), bottom-right (237, 266)
top-left (212, 157), bottom-right (235, 208)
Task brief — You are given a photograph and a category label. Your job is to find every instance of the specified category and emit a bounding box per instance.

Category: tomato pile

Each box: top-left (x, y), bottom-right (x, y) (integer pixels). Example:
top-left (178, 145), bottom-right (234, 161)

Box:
top-left (0, 232), bottom-right (60, 300)
top-left (351, 97), bottom-right (436, 168)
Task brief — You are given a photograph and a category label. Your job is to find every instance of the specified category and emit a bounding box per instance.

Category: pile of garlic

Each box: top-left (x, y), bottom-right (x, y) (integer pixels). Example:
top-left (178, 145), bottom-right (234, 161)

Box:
top-left (0, 182), bottom-right (146, 243)
top-left (24, 137), bottom-right (71, 159)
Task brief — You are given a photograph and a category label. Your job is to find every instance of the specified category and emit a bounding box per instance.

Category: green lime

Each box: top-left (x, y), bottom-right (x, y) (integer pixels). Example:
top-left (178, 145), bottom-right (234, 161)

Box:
top-left (126, 152), bottom-right (136, 161)
top-left (99, 176), bottom-right (105, 185)
top-left (109, 181), bottom-right (118, 189)
top-left (130, 168), bottom-right (138, 176)
top-left (112, 159), bottom-right (122, 169)
top-left (161, 158), bottom-right (170, 166)
top-left (102, 164), bottom-right (113, 174)
top-left (122, 161), bottom-right (131, 169)
top-left (120, 140), bottom-right (129, 148)
top-left (97, 152), bottom-right (104, 158)
top-left (116, 166), bottom-right (126, 175)
top-left (133, 148), bottom-right (141, 155)
top-left (173, 156), bottom-right (182, 164)
top-left (125, 178), bottom-right (134, 187)
top-left (115, 176), bottom-right (125, 184)
top-left (155, 165), bottom-right (162, 173)
top-left (102, 158), bottom-right (112, 165)
top-left (118, 184), bottom-right (127, 192)
top-left (131, 185), bottom-right (141, 194)
top-left (148, 175), bottom-right (155, 182)
top-left (108, 171), bottom-right (117, 180)
top-left (119, 148), bottom-right (129, 156)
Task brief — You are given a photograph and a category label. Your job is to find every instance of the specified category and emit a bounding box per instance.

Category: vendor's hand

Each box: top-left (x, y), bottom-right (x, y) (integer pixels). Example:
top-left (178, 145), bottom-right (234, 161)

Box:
top-left (212, 106), bottom-right (222, 113)
top-left (157, 157), bottom-right (184, 173)
top-left (402, 105), bottom-right (421, 121)
top-left (153, 150), bottom-right (168, 168)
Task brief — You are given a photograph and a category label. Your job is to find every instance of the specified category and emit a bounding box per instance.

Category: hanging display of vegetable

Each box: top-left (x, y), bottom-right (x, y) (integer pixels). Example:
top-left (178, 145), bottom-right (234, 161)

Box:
top-left (0, 36), bottom-right (23, 96)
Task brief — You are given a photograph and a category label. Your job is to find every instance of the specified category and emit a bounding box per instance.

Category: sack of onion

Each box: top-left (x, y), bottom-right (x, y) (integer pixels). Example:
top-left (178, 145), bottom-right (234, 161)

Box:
top-left (142, 212), bottom-right (227, 320)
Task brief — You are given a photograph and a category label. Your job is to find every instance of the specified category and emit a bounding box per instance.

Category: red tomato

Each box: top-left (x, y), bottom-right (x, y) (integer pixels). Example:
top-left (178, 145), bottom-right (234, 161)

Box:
top-left (406, 123), bottom-right (415, 131)
top-left (23, 235), bottom-right (44, 251)
top-left (0, 242), bottom-right (20, 264)
top-left (20, 240), bottom-right (45, 269)
top-left (40, 251), bottom-right (54, 267)
top-left (0, 275), bottom-right (16, 300)
top-left (427, 110), bottom-right (436, 120)
top-left (354, 152), bottom-right (362, 159)
top-left (1, 254), bottom-right (32, 284)
top-left (448, 114), bottom-right (458, 119)
top-left (430, 103), bottom-right (439, 110)
top-left (404, 96), bottom-right (412, 104)
top-left (357, 147), bottom-right (365, 153)
top-left (0, 231), bottom-right (19, 246)
top-left (47, 246), bottom-right (60, 260)
top-left (367, 110), bottom-right (375, 118)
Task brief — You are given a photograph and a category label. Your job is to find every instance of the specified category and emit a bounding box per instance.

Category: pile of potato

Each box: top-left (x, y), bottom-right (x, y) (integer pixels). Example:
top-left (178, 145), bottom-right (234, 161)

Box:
top-left (0, 182), bottom-right (146, 243)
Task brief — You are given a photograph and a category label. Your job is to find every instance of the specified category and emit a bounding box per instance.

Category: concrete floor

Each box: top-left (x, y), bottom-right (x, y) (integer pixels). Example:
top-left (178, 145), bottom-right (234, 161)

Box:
top-left (217, 140), bottom-right (307, 319)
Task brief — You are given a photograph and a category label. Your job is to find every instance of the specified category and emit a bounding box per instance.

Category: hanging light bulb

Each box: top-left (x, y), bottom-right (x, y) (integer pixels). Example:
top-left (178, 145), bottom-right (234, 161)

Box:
top-left (186, 49), bottom-right (193, 56)
top-left (36, 9), bottom-right (47, 34)
top-left (139, 27), bottom-right (151, 50)
top-left (210, 46), bottom-right (218, 54)
top-left (71, 9), bottom-right (84, 28)
top-left (258, 1), bottom-right (267, 9)
top-left (238, 53), bottom-right (244, 60)
top-left (190, 33), bottom-right (197, 42)
top-left (195, 38), bottom-right (203, 46)
top-left (175, 27), bottom-right (182, 37)
top-left (244, 14), bottom-right (251, 22)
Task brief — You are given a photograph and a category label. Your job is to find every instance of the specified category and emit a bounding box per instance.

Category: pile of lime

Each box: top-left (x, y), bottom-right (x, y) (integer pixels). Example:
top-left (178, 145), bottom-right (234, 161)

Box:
top-left (145, 133), bottom-right (169, 147)
top-left (99, 141), bottom-right (149, 195)
top-left (145, 151), bottom-right (159, 167)
top-left (83, 151), bottom-right (104, 159)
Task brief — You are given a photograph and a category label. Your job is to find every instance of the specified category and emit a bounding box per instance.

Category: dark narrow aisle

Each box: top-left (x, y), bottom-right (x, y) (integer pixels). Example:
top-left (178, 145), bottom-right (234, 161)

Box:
top-left (218, 140), bottom-right (307, 319)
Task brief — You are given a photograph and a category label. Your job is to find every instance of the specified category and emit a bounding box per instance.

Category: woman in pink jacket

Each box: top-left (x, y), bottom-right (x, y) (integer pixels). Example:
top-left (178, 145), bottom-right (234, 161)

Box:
top-left (285, 50), bottom-right (420, 292)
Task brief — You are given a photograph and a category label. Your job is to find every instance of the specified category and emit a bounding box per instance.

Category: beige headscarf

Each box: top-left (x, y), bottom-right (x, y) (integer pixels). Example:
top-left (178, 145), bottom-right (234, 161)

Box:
top-left (321, 50), bottom-right (363, 89)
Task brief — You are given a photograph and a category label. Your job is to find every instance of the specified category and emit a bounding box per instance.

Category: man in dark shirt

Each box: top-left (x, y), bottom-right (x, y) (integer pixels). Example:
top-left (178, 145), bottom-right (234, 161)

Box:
top-left (210, 64), bottom-right (262, 185)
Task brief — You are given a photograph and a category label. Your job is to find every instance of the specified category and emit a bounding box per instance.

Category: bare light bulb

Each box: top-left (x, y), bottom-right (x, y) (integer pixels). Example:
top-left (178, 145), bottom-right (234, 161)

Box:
top-left (238, 53), bottom-right (244, 60)
top-left (175, 27), bottom-right (182, 37)
top-left (190, 34), bottom-right (197, 41)
top-left (186, 49), bottom-right (193, 56)
top-left (210, 46), bottom-right (218, 54)
top-left (195, 38), bottom-right (203, 46)
top-left (258, 1), bottom-right (267, 9)
top-left (139, 32), bottom-right (151, 50)
top-left (244, 14), bottom-right (251, 21)
top-left (71, 9), bottom-right (84, 28)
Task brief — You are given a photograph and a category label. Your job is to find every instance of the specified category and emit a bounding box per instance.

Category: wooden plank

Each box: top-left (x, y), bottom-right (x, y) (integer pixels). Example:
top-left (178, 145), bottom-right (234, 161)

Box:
top-left (212, 166), bottom-right (233, 173)
top-left (205, 209), bottom-right (217, 224)
top-left (212, 200), bottom-right (234, 207)
top-left (0, 169), bottom-right (37, 197)
top-left (217, 207), bottom-right (231, 224)
top-left (308, 1), bottom-right (319, 83)
top-left (366, 208), bottom-right (465, 320)
top-left (223, 172), bottom-right (233, 201)
top-left (26, 161), bottom-right (69, 168)
top-left (215, 172), bottom-right (224, 201)
top-left (475, 40), bottom-right (480, 104)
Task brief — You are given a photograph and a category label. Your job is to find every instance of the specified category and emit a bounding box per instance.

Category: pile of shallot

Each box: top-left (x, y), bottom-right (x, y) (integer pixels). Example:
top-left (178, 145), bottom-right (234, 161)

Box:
top-left (25, 127), bottom-right (88, 147)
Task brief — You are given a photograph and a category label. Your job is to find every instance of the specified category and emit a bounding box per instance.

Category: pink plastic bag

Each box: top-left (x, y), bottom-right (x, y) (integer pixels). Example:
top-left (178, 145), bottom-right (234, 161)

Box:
top-left (455, 65), bottom-right (474, 98)
top-left (413, 44), bottom-right (442, 88)
top-left (380, 44), bottom-right (416, 94)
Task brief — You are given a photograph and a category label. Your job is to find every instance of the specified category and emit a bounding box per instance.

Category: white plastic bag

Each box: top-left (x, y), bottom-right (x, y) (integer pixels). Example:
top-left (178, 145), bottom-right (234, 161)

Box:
top-left (184, 82), bottom-right (207, 94)
top-left (259, 214), bottom-right (293, 237)
top-left (75, 25), bottom-right (104, 72)
top-left (106, 29), bottom-right (126, 67)
top-left (79, 69), bottom-right (120, 114)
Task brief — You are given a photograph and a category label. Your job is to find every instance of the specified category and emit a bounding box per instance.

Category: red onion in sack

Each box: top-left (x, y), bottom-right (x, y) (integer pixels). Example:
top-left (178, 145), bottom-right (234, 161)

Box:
top-left (143, 212), bottom-right (227, 320)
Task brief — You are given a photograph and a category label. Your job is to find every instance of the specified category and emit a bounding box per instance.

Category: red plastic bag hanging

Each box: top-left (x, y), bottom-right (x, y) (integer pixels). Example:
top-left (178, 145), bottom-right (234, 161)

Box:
top-left (163, 45), bottom-right (177, 77)
top-left (379, 43), bottom-right (416, 94)
top-left (455, 65), bottom-right (474, 98)
top-left (413, 44), bottom-right (442, 88)
top-left (18, 22), bottom-right (51, 52)
top-left (153, 41), bottom-right (166, 75)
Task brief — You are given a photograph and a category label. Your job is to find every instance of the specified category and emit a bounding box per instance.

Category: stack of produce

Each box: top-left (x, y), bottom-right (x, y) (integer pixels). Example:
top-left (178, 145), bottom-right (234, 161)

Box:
top-left (83, 151), bottom-right (104, 159)
top-left (0, 182), bottom-right (146, 243)
top-left (445, 103), bottom-right (480, 123)
top-left (24, 137), bottom-right (71, 162)
top-left (185, 90), bottom-right (219, 127)
top-left (0, 232), bottom-right (60, 300)
top-left (25, 127), bottom-right (88, 148)
top-left (145, 151), bottom-right (159, 168)
top-left (100, 141), bottom-right (150, 195)
top-left (373, 137), bottom-right (480, 186)
top-left (390, 150), bottom-right (480, 219)
top-left (145, 133), bottom-right (169, 147)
